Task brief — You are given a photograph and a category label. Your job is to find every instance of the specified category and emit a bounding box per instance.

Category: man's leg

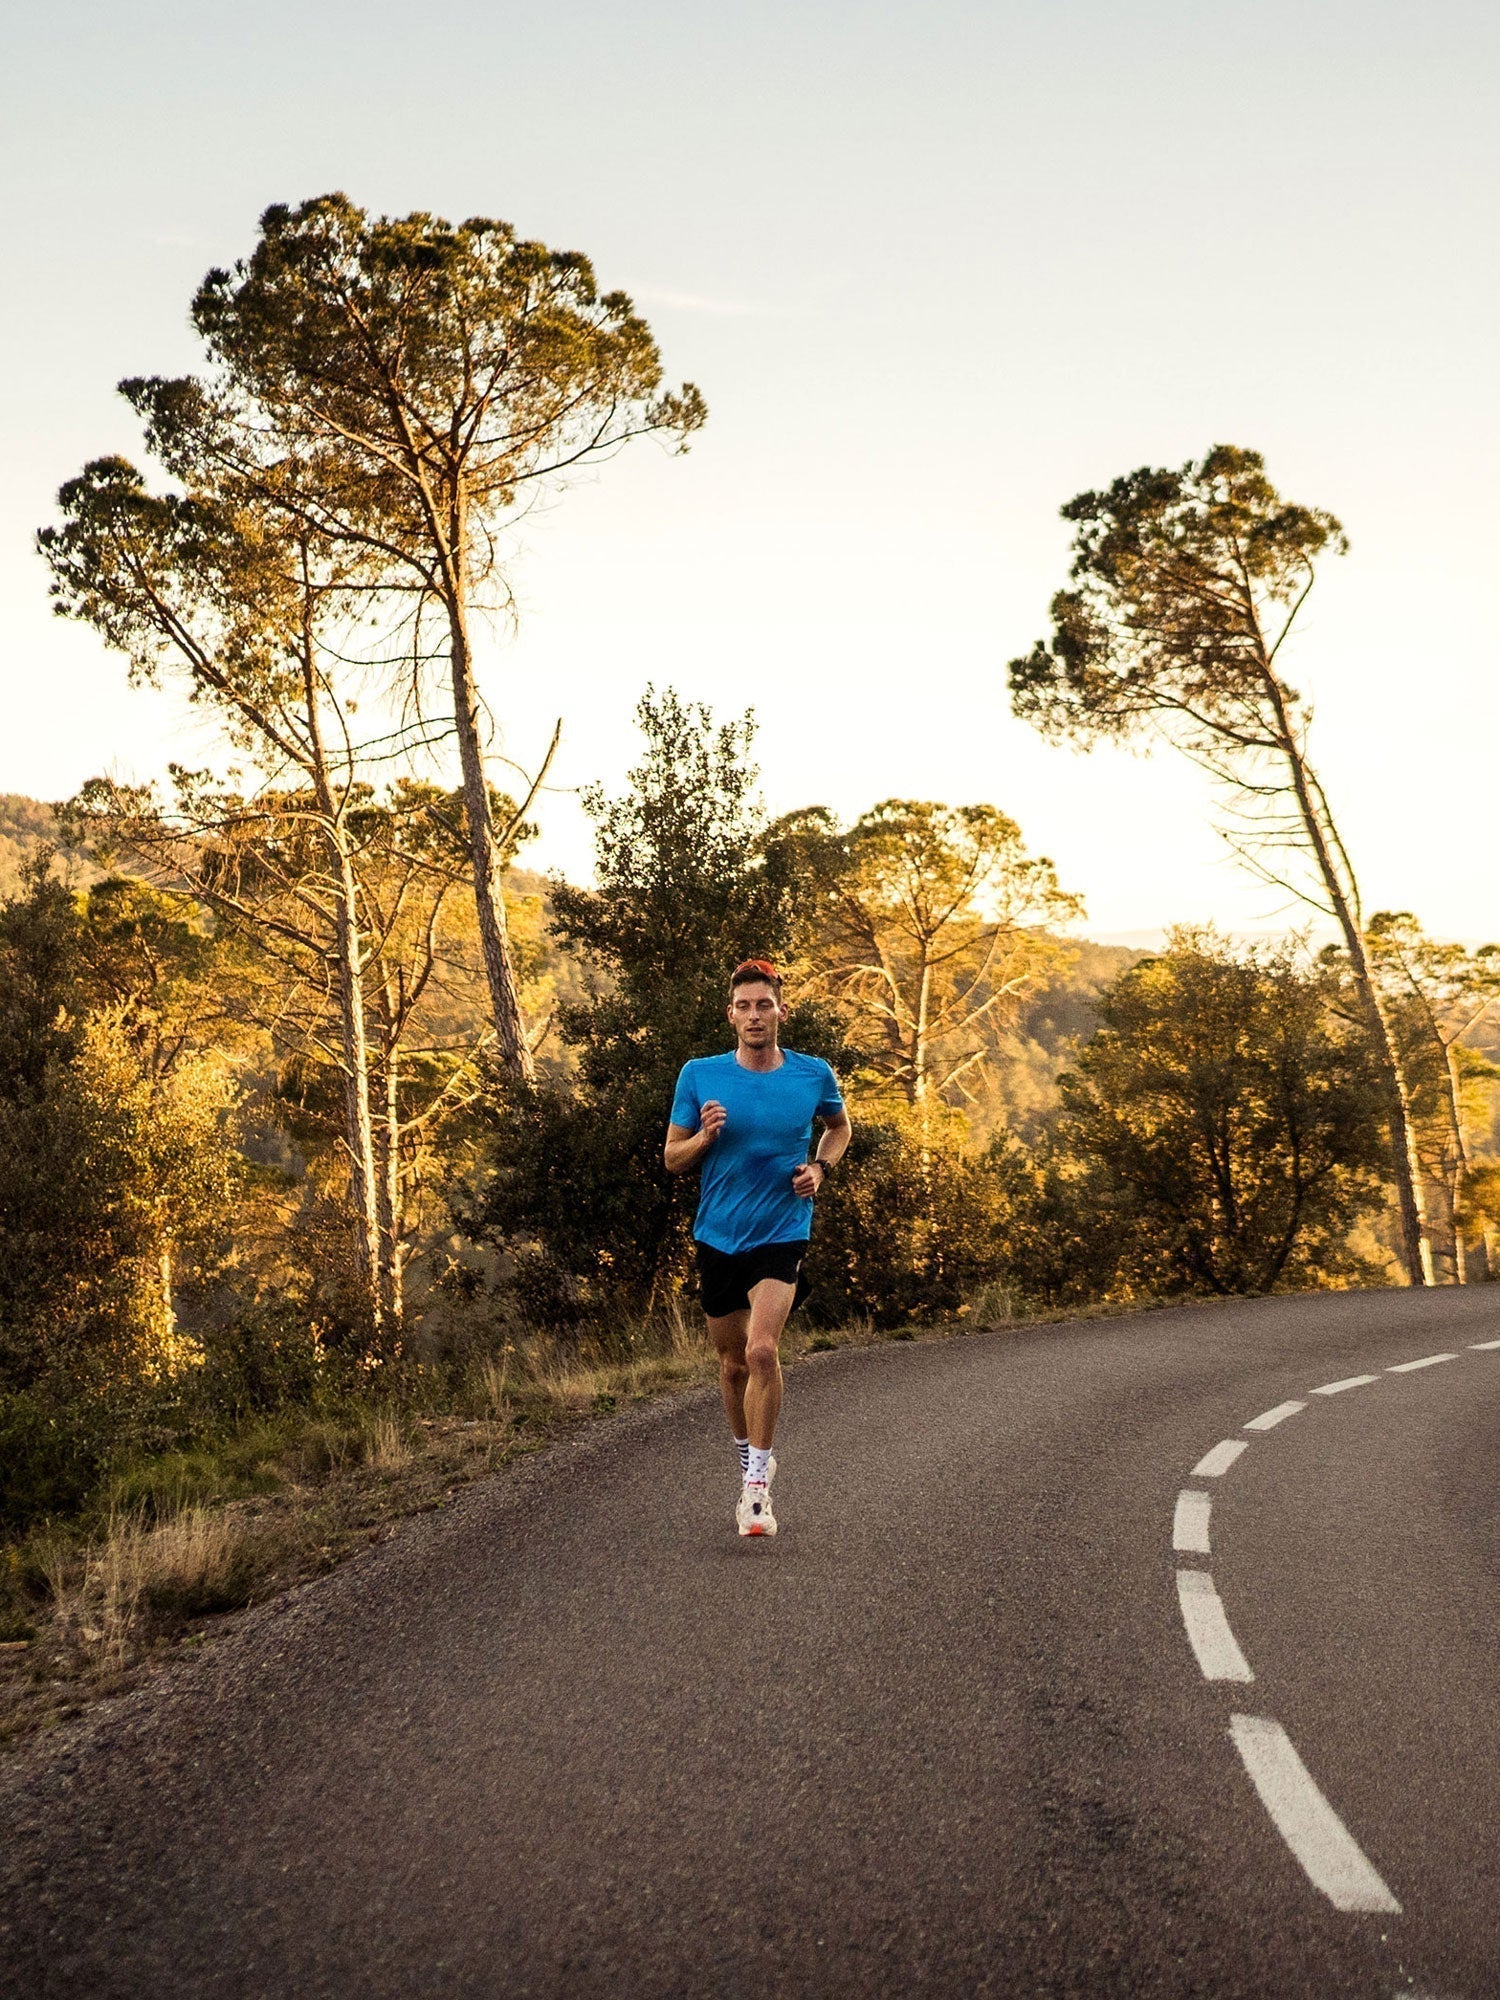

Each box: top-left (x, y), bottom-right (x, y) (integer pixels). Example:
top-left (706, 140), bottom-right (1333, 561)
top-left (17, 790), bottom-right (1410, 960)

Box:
top-left (743, 1278), bottom-right (797, 1451)
top-left (707, 1309), bottom-right (751, 1441)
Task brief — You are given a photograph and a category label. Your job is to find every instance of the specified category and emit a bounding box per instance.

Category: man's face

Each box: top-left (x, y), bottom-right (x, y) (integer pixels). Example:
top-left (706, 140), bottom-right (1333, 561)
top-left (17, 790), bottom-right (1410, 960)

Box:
top-left (728, 980), bottom-right (785, 1048)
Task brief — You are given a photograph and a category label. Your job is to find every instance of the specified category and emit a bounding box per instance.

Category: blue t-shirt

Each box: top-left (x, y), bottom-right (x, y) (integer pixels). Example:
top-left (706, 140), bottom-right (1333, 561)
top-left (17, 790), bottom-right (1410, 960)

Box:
top-left (670, 1049), bottom-right (845, 1255)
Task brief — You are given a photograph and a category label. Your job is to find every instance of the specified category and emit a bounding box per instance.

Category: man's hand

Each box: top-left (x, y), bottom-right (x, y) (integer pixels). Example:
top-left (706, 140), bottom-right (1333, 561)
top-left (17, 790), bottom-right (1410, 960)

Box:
top-left (664, 1104), bottom-right (726, 1173)
top-left (791, 1108), bottom-right (850, 1197)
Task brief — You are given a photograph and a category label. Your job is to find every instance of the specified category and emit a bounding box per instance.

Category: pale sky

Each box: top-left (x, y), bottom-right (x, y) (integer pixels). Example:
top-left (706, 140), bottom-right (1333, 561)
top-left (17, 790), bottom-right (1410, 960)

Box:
top-left (2, 1), bottom-right (1496, 941)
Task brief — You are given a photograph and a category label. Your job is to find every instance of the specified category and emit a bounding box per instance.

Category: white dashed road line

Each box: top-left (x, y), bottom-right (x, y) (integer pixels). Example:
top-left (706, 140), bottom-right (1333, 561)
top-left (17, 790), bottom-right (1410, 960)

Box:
top-left (1228, 1715), bottom-right (1401, 1914)
top-left (1172, 1490), bottom-right (1213, 1554)
top-left (1176, 1570), bottom-right (1254, 1682)
top-left (1179, 1335), bottom-right (1500, 1917)
top-left (1192, 1439), bottom-right (1248, 1478)
top-left (1244, 1400), bottom-right (1306, 1431)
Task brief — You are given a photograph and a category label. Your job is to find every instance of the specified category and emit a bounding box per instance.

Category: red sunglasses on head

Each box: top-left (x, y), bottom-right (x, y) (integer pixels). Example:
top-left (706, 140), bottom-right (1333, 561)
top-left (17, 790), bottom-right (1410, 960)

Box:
top-left (733, 958), bottom-right (781, 982)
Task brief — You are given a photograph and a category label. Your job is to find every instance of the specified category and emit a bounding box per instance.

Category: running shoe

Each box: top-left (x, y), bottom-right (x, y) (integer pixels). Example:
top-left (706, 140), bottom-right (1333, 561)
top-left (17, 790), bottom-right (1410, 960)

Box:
top-left (736, 1481), bottom-right (777, 1537)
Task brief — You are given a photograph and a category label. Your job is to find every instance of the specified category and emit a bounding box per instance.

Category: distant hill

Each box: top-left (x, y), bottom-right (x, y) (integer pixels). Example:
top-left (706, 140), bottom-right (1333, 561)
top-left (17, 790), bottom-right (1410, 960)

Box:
top-left (985, 938), bottom-right (1147, 1140)
top-left (0, 795), bottom-right (98, 899)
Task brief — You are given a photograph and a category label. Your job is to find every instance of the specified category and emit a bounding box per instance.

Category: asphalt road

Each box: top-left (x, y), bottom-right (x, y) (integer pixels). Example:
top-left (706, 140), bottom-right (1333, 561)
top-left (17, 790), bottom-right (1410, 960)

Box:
top-left (2, 1286), bottom-right (1499, 1999)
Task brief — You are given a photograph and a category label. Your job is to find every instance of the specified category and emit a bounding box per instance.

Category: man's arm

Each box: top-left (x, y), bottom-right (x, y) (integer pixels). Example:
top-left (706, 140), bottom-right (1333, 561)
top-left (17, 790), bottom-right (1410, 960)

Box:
top-left (664, 1100), bottom-right (727, 1174)
top-left (791, 1106), bottom-right (852, 1197)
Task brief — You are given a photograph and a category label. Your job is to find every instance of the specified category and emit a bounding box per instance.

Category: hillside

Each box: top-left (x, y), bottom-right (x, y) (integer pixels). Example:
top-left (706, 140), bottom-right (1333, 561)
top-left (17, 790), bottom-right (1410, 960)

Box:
top-left (985, 939), bottom-right (1146, 1140)
top-left (0, 796), bottom-right (97, 899)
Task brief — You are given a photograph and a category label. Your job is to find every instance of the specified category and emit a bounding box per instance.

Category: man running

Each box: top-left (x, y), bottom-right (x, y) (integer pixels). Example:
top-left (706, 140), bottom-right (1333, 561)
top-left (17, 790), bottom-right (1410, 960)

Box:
top-left (664, 959), bottom-right (851, 1537)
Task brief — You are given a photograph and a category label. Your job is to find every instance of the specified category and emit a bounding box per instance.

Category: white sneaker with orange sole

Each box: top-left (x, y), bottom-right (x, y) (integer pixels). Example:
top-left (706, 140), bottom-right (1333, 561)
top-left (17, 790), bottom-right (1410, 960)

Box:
top-left (736, 1481), bottom-right (777, 1537)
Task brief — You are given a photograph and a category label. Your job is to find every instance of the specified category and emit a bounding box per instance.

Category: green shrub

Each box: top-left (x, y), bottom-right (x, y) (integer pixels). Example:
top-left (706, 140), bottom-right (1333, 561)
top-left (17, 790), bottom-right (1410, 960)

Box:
top-left (803, 1115), bottom-right (1015, 1325)
top-left (196, 1305), bottom-right (334, 1417)
top-left (0, 1375), bottom-right (181, 1533)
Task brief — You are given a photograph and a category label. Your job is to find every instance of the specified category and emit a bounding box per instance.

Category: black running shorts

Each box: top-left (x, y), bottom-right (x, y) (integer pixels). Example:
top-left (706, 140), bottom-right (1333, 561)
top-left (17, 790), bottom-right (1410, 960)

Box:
top-left (695, 1239), bottom-right (809, 1319)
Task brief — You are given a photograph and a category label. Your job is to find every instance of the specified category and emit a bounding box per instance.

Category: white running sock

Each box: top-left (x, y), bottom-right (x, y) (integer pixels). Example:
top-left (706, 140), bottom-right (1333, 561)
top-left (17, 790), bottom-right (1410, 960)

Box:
top-left (746, 1445), bottom-right (772, 1486)
top-left (734, 1437), bottom-right (750, 1478)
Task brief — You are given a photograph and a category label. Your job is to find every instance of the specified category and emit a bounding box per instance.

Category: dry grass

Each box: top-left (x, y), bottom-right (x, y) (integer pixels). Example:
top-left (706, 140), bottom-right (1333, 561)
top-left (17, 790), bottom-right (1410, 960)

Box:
top-left (474, 1354), bottom-right (513, 1413)
top-left (48, 1505), bottom-right (258, 1672)
top-left (470, 1306), bottom-right (714, 1417)
top-left (962, 1281), bottom-right (1028, 1326)
top-left (363, 1416), bottom-right (414, 1476)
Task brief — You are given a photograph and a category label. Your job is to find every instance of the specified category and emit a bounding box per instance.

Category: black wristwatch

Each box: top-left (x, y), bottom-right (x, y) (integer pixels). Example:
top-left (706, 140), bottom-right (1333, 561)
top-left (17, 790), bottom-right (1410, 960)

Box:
top-left (810, 1157), bottom-right (833, 1181)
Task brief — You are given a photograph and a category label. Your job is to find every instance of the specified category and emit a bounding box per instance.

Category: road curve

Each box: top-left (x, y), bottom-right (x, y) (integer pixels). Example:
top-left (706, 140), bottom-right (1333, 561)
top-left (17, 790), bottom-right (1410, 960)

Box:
top-left (2, 1286), bottom-right (1498, 1999)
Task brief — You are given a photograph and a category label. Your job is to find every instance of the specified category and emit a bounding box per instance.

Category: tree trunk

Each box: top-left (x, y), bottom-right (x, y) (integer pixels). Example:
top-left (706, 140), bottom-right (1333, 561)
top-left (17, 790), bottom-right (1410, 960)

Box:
top-left (158, 1243), bottom-right (174, 1346)
top-left (445, 571), bottom-right (534, 1081)
top-left (331, 847), bottom-right (385, 1326)
top-left (375, 982), bottom-right (405, 1332)
top-left (301, 644), bottom-right (384, 1331)
top-left (1349, 967), bottom-right (1434, 1287)
top-left (1451, 1187), bottom-right (1468, 1285)
top-left (1262, 687), bottom-right (1433, 1286)
top-left (912, 955), bottom-right (931, 1109)
top-left (1443, 1039), bottom-right (1470, 1284)
top-left (911, 948), bottom-right (941, 1276)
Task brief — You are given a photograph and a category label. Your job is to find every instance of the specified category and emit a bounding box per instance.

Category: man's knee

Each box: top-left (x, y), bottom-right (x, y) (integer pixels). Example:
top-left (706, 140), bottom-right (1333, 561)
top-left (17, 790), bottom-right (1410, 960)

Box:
top-left (745, 1338), bottom-right (780, 1382)
top-left (719, 1349), bottom-right (749, 1390)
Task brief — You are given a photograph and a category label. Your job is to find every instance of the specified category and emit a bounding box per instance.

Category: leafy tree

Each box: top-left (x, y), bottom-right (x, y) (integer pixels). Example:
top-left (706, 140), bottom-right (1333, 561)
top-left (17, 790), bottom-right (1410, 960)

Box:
top-left (1008, 445), bottom-right (1435, 1284)
top-left (1356, 914), bottom-right (1500, 1281)
top-left (0, 863), bottom-right (240, 1532)
top-left (0, 858), bottom-right (238, 1394)
top-left (42, 447), bottom-right (558, 1332)
top-left (118, 194), bottom-right (705, 1074)
top-left (1049, 932), bottom-right (1386, 1297)
top-left (769, 801), bottom-right (1081, 1109)
top-left (336, 781), bottom-right (524, 1326)
top-left (71, 773), bottom-right (525, 1339)
top-left (0, 858), bottom-right (94, 1387)
top-left (983, 1132), bottom-right (1124, 1310)
top-left (42, 460), bottom-right (405, 1324)
top-left (74, 873), bottom-right (258, 1085)
top-left (806, 1111), bottom-right (1014, 1323)
top-left (473, 689), bottom-right (833, 1315)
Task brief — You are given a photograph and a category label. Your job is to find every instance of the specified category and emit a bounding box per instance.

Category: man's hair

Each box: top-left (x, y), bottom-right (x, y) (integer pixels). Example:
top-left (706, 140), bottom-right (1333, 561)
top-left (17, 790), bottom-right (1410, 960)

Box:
top-left (730, 957), bottom-right (782, 995)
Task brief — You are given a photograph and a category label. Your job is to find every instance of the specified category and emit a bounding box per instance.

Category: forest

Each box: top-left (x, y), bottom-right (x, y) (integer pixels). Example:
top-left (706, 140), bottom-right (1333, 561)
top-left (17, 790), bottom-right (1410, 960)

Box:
top-left (2, 196), bottom-right (1498, 1711)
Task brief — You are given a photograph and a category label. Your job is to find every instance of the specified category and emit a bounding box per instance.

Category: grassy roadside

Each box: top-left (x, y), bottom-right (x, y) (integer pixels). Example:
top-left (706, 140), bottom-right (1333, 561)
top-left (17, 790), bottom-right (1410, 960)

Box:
top-left (0, 1289), bottom-right (1162, 1751)
top-left (0, 1314), bottom-right (723, 1748)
